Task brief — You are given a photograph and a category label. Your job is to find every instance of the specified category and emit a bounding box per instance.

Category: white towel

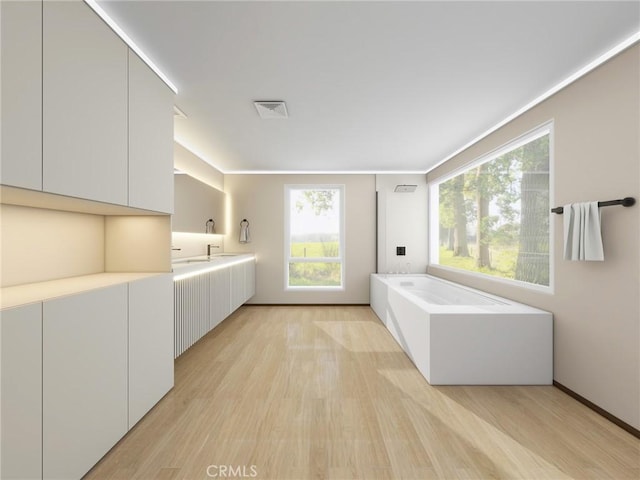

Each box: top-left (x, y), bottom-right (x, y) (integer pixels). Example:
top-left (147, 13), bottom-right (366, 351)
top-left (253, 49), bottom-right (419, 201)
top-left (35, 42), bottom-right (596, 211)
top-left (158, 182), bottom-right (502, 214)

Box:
top-left (239, 221), bottom-right (251, 244)
top-left (563, 202), bottom-right (604, 261)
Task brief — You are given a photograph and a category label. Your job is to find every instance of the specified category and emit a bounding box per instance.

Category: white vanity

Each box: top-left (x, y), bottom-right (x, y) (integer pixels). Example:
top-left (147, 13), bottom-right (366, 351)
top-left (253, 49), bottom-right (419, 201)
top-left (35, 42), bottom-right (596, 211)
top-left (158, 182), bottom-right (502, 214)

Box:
top-left (172, 254), bottom-right (256, 357)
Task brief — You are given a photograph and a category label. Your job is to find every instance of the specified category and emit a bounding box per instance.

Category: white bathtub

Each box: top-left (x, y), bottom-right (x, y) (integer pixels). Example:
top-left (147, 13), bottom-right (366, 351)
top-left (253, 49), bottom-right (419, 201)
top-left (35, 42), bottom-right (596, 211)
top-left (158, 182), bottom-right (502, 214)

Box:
top-left (370, 274), bottom-right (553, 385)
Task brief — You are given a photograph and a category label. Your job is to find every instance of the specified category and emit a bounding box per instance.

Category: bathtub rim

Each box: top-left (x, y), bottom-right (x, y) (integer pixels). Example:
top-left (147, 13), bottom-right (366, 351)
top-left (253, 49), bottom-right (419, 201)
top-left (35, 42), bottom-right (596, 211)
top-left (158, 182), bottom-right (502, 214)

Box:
top-left (371, 273), bottom-right (551, 316)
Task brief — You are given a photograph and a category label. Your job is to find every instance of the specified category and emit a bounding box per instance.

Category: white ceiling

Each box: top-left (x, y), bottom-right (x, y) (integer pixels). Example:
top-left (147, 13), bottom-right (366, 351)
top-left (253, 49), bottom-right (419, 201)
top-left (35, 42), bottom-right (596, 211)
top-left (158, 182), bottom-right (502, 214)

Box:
top-left (96, 1), bottom-right (639, 173)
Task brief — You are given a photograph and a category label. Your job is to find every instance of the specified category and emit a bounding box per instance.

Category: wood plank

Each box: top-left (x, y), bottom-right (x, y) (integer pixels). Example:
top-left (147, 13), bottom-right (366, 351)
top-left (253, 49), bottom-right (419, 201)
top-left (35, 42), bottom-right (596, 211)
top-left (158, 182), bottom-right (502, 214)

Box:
top-left (85, 306), bottom-right (640, 479)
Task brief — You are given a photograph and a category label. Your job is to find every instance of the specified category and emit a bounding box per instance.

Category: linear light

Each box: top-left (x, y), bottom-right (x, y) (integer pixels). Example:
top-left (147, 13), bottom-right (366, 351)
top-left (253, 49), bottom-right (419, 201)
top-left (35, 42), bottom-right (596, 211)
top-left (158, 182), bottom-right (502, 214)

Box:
top-left (428, 30), bottom-right (640, 175)
top-left (226, 170), bottom-right (428, 175)
top-left (84, 0), bottom-right (178, 93)
top-left (173, 256), bottom-right (255, 281)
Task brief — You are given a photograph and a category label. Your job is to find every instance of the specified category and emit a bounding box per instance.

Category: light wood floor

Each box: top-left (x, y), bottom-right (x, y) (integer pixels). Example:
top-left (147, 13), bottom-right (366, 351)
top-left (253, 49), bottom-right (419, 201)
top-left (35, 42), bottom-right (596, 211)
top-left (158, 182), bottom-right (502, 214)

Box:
top-left (86, 306), bottom-right (639, 480)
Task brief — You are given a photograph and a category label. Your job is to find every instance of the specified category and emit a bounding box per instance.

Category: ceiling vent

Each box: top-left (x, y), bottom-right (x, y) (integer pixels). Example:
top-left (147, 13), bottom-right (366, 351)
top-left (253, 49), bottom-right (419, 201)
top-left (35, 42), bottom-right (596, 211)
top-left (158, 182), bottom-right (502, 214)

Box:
top-left (254, 101), bottom-right (288, 119)
top-left (394, 184), bottom-right (418, 193)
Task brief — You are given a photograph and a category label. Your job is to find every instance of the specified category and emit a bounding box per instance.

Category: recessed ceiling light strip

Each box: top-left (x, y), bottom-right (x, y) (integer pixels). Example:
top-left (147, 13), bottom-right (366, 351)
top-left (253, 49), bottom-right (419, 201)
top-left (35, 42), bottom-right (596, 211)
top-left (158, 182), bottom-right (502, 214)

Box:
top-left (84, 0), bottom-right (178, 93)
top-left (428, 31), bottom-right (640, 175)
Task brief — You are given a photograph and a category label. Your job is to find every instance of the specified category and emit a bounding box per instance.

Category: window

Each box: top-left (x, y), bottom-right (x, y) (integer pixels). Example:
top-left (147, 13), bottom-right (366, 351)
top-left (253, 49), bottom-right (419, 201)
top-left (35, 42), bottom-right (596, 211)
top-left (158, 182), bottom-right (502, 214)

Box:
top-left (285, 185), bottom-right (345, 289)
top-left (429, 124), bottom-right (552, 289)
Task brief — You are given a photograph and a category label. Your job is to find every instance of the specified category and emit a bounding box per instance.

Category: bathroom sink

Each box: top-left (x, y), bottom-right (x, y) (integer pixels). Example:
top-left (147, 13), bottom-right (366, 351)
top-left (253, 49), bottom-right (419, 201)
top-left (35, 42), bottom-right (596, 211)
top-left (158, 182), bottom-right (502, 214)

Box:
top-left (172, 258), bottom-right (211, 264)
top-left (172, 254), bottom-right (241, 265)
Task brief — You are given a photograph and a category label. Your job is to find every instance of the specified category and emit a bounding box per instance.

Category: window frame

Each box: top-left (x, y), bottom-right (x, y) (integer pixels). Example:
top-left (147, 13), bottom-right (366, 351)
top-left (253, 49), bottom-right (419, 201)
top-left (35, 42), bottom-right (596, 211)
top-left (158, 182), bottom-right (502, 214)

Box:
top-left (428, 121), bottom-right (555, 293)
top-left (284, 184), bottom-right (346, 291)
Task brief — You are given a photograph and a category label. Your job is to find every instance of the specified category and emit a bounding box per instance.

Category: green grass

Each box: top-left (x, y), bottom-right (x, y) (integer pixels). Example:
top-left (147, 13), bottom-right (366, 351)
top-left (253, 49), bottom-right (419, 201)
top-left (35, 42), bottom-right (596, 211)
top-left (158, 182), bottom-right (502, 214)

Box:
top-left (290, 241), bottom-right (339, 258)
top-left (289, 241), bottom-right (341, 286)
top-left (289, 262), bottom-right (341, 287)
top-left (439, 246), bottom-right (518, 280)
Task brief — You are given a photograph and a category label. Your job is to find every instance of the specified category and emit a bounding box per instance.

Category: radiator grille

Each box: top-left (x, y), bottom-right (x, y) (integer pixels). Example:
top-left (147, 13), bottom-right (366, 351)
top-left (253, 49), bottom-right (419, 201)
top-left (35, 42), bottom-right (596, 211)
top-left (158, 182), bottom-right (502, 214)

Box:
top-left (173, 259), bottom-right (256, 358)
top-left (174, 274), bottom-right (210, 358)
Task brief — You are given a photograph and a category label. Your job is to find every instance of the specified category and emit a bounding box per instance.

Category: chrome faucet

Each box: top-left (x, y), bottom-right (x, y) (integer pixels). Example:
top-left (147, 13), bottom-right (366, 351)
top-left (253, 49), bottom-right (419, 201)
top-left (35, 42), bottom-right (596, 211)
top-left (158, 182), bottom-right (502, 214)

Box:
top-left (207, 244), bottom-right (220, 256)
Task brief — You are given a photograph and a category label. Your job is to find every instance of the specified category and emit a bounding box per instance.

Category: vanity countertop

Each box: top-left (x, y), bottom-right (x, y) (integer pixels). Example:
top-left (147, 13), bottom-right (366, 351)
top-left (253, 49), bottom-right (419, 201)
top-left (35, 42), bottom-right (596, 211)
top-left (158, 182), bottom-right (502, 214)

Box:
top-left (1, 272), bottom-right (168, 310)
top-left (171, 253), bottom-right (255, 279)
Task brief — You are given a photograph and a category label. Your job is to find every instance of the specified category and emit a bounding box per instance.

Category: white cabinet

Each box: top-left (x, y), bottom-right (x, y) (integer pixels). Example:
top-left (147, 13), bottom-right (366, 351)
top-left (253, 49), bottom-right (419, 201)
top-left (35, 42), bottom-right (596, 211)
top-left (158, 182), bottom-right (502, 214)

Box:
top-left (230, 263), bottom-right (246, 312)
top-left (174, 258), bottom-right (256, 357)
top-left (209, 267), bottom-right (231, 329)
top-left (230, 259), bottom-right (256, 312)
top-left (1, 303), bottom-right (42, 480)
top-left (0, 0), bottom-right (42, 190)
top-left (2, 0), bottom-right (173, 214)
top-left (128, 51), bottom-right (174, 214)
top-left (128, 275), bottom-right (174, 428)
top-left (43, 285), bottom-right (128, 480)
top-left (42, 0), bottom-right (128, 205)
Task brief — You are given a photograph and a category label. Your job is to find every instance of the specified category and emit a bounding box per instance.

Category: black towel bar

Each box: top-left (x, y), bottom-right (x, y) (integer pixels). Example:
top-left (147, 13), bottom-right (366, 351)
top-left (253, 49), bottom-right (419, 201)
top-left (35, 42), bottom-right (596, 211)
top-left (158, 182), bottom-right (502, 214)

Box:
top-left (551, 197), bottom-right (636, 214)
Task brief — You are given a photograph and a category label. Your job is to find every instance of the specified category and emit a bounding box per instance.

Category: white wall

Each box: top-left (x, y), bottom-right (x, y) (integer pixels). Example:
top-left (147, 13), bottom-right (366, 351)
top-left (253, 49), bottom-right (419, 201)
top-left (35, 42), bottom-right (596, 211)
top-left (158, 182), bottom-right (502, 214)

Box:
top-left (0, 205), bottom-right (104, 287)
top-left (427, 45), bottom-right (640, 430)
top-left (170, 232), bottom-right (223, 260)
top-left (376, 174), bottom-right (428, 274)
top-left (224, 174), bottom-right (376, 304)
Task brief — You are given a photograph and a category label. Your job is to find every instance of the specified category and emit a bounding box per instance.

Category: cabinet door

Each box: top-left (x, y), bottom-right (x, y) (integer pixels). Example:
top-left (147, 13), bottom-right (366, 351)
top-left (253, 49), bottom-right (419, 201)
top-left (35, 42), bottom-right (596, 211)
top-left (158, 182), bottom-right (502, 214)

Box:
top-left (174, 273), bottom-right (210, 358)
top-left (128, 275), bottom-right (174, 429)
top-left (230, 263), bottom-right (246, 312)
top-left (43, 0), bottom-right (128, 205)
top-left (209, 267), bottom-right (231, 329)
top-left (1, 303), bottom-right (42, 480)
top-left (128, 51), bottom-right (174, 214)
top-left (0, 0), bottom-right (42, 190)
top-left (43, 285), bottom-right (127, 480)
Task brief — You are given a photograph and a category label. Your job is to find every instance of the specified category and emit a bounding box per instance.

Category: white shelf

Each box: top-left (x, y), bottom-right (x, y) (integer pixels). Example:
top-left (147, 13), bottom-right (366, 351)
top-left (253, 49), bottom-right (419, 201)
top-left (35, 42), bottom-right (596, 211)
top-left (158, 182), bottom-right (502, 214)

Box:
top-left (0, 272), bottom-right (167, 310)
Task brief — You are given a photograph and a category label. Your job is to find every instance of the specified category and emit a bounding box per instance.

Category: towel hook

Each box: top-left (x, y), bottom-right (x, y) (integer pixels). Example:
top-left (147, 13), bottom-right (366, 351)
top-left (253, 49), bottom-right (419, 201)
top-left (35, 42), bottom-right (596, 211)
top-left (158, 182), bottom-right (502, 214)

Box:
top-left (240, 218), bottom-right (249, 226)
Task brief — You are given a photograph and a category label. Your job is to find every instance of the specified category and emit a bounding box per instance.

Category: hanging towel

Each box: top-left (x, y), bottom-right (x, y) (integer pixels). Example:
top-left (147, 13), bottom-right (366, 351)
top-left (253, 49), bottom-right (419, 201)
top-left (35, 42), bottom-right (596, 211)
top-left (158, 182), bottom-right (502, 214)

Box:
top-left (563, 202), bottom-right (604, 261)
top-left (239, 220), bottom-right (251, 244)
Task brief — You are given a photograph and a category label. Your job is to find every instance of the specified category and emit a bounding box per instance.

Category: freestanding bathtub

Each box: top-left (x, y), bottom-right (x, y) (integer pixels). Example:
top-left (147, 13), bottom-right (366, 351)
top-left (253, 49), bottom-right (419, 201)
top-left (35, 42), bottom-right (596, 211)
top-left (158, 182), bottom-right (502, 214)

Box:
top-left (370, 274), bottom-right (552, 385)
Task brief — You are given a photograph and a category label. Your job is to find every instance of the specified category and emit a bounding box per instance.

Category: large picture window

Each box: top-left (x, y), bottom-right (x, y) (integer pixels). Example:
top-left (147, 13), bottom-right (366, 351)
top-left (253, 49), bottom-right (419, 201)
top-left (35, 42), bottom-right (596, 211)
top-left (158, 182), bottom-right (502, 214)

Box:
top-left (285, 185), bottom-right (345, 289)
top-left (429, 124), bottom-right (552, 288)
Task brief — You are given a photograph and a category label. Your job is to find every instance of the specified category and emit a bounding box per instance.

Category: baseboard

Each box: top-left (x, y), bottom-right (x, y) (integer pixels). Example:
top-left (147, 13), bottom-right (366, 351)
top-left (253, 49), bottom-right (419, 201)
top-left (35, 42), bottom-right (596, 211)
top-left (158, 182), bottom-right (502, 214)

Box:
top-left (553, 381), bottom-right (640, 439)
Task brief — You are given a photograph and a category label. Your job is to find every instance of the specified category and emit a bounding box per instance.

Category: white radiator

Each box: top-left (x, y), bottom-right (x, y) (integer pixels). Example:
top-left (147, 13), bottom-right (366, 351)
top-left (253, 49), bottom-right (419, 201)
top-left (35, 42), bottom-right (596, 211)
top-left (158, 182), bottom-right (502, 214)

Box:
top-left (173, 274), bottom-right (210, 358)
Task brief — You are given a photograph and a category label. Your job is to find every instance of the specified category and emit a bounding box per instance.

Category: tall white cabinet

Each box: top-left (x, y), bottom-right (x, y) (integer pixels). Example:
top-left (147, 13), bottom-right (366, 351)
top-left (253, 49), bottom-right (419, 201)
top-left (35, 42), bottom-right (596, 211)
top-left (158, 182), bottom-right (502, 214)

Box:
top-left (0, 0), bottom-right (176, 478)
top-left (0, 304), bottom-right (42, 480)
top-left (42, 0), bottom-right (128, 205)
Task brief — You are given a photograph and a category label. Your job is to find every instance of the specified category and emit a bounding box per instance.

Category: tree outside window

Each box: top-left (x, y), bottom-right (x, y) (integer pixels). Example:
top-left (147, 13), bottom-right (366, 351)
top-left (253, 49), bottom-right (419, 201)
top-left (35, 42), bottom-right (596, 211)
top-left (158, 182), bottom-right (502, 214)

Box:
top-left (431, 126), bottom-right (551, 288)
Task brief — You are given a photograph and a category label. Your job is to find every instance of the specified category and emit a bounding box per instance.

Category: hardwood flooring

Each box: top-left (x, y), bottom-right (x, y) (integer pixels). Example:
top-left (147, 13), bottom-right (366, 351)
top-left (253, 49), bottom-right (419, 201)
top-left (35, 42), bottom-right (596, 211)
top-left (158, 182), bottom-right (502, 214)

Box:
top-left (85, 306), bottom-right (639, 479)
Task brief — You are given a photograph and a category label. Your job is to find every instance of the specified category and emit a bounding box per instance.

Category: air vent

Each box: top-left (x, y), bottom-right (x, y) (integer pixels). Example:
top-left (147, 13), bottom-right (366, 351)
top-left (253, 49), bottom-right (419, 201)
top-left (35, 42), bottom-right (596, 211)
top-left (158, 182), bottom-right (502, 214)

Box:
top-left (394, 184), bottom-right (417, 193)
top-left (254, 101), bottom-right (288, 119)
